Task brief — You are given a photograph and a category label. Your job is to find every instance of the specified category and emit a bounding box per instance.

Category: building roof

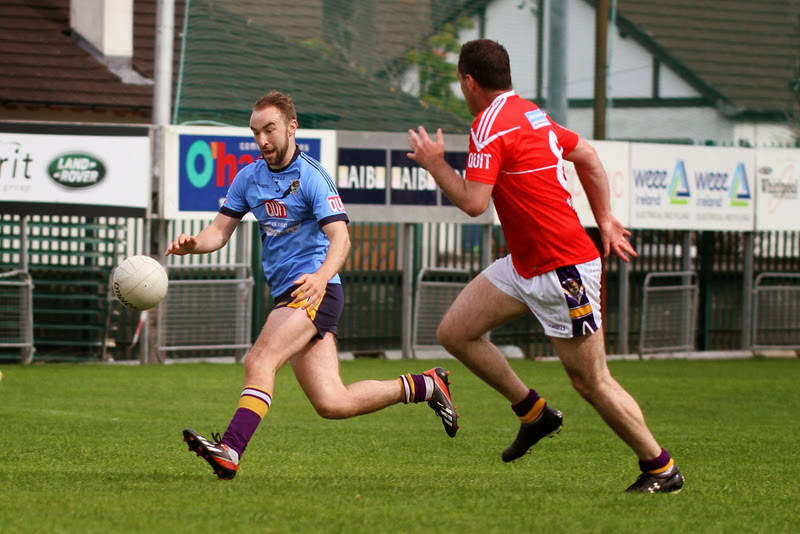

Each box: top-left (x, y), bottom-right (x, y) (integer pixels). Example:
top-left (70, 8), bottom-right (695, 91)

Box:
top-left (1, 0), bottom-right (797, 127)
top-left (612, 0), bottom-right (800, 118)
top-left (0, 0), bottom-right (154, 113)
top-left (453, 0), bottom-right (799, 119)
top-left (0, 0), bottom-right (470, 132)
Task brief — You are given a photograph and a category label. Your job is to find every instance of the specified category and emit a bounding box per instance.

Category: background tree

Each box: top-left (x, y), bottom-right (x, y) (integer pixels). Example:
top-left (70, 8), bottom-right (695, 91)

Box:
top-left (403, 18), bottom-right (474, 121)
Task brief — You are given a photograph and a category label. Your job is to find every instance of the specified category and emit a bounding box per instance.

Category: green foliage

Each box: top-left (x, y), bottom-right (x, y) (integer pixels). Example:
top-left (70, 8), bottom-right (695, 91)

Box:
top-left (301, 38), bottom-right (337, 57)
top-left (404, 18), bottom-right (474, 121)
top-left (0, 357), bottom-right (798, 533)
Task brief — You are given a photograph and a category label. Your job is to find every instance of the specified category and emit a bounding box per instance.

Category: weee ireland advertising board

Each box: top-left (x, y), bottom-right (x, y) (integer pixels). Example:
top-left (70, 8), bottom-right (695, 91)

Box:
top-left (0, 124), bottom-right (150, 216)
top-left (629, 144), bottom-right (755, 231)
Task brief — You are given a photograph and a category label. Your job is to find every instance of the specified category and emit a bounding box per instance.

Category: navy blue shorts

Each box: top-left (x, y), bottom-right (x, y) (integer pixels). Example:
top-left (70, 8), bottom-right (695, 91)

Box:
top-left (272, 283), bottom-right (344, 339)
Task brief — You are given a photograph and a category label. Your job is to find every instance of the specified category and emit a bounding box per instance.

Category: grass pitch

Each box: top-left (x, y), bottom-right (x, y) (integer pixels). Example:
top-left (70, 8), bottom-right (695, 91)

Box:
top-left (0, 357), bottom-right (798, 533)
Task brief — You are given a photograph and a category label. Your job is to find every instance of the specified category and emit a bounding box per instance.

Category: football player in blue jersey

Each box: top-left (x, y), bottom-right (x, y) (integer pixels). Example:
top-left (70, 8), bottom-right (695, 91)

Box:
top-left (167, 91), bottom-right (458, 480)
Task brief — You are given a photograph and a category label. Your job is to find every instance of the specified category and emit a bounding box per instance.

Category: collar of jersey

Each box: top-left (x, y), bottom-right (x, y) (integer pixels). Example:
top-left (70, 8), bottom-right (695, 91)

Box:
top-left (491, 90), bottom-right (516, 105)
top-left (264, 145), bottom-right (301, 174)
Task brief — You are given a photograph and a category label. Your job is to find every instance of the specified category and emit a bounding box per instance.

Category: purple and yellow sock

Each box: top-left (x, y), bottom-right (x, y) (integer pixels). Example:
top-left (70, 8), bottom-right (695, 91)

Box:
top-left (639, 448), bottom-right (675, 474)
top-left (398, 373), bottom-right (429, 404)
top-left (221, 385), bottom-right (272, 458)
top-left (512, 389), bottom-right (546, 423)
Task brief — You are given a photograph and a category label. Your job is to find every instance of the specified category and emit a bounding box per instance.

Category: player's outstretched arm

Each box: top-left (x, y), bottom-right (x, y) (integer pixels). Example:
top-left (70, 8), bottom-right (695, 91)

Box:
top-left (165, 212), bottom-right (239, 256)
top-left (407, 126), bottom-right (492, 217)
top-left (566, 138), bottom-right (637, 262)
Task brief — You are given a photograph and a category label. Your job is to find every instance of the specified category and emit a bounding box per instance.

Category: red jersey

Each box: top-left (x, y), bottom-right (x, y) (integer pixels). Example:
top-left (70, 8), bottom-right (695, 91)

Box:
top-left (466, 91), bottom-right (599, 278)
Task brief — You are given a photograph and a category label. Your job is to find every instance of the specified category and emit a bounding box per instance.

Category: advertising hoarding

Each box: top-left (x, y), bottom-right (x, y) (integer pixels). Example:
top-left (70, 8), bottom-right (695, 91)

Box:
top-left (629, 144), bottom-right (755, 231)
top-left (0, 124), bottom-right (150, 217)
top-left (565, 140), bottom-right (631, 228)
top-left (162, 125), bottom-right (336, 220)
top-left (754, 148), bottom-right (800, 231)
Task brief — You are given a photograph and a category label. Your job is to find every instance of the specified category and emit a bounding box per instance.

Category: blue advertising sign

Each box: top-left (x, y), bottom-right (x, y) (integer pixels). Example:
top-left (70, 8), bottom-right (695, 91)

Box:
top-left (165, 127), bottom-right (487, 223)
top-left (177, 133), bottom-right (321, 212)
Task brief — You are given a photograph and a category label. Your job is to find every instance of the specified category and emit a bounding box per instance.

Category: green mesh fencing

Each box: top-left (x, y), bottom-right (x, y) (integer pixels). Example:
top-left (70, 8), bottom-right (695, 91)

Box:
top-left (172, 0), bottom-right (472, 132)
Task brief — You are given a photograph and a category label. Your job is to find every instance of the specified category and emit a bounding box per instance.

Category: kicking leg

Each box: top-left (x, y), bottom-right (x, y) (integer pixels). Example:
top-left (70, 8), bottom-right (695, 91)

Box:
top-left (290, 333), bottom-right (404, 419)
top-left (291, 338), bottom-right (459, 436)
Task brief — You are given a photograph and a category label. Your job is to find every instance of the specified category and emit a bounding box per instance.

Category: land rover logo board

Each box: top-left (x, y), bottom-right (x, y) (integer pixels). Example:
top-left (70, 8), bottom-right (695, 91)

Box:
top-left (0, 124), bottom-right (149, 216)
top-left (47, 153), bottom-right (106, 188)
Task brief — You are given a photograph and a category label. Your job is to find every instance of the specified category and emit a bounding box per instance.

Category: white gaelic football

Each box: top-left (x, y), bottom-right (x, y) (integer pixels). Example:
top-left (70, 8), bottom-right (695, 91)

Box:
top-left (112, 255), bottom-right (169, 311)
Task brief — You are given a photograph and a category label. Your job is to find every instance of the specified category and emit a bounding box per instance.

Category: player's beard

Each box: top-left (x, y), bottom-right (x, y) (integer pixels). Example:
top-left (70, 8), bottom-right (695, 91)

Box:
top-left (264, 132), bottom-right (292, 168)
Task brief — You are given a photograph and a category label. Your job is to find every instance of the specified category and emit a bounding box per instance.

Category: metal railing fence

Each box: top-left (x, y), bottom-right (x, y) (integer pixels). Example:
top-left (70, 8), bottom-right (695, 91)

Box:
top-left (2, 214), bottom-right (799, 361)
top-left (638, 271), bottom-right (699, 356)
top-left (752, 273), bottom-right (800, 350)
top-left (0, 269), bottom-right (34, 363)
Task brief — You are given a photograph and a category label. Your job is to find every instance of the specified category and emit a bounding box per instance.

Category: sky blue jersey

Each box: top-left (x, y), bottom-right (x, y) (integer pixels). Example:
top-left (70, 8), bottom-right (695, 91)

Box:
top-left (219, 148), bottom-right (349, 296)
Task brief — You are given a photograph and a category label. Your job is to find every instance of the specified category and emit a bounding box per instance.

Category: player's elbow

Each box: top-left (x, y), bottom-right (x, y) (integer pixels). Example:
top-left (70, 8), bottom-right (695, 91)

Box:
top-left (462, 199), bottom-right (489, 218)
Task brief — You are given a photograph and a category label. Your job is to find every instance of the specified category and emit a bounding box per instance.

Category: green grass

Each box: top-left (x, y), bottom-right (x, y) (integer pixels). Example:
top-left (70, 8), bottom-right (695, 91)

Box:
top-left (0, 357), bottom-right (798, 533)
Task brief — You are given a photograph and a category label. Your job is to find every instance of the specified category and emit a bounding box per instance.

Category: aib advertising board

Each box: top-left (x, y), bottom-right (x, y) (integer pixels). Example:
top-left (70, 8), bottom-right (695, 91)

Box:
top-left (333, 131), bottom-right (487, 223)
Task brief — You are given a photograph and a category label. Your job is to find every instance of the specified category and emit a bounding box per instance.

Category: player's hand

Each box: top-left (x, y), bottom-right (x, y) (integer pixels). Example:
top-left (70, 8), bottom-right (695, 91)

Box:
top-left (165, 234), bottom-right (198, 256)
top-left (407, 126), bottom-right (445, 170)
top-left (291, 272), bottom-right (328, 310)
top-left (599, 217), bottom-right (638, 263)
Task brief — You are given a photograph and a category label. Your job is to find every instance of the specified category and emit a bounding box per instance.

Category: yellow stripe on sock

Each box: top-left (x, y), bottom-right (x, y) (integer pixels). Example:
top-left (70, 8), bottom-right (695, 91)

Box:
top-left (649, 458), bottom-right (675, 474)
top-left (239, 388), bottom-right (271, 419)
top-left (239, 396), bottom-right (269, 418)
top-left (519, 398), bottom-right (546, 424)
top-left (405, 373), bottom-right (415, 401)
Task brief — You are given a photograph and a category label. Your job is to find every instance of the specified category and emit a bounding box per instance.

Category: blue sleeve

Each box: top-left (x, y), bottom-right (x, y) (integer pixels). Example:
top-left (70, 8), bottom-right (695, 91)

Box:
top-left (219, 167), bottom-right (250, 218)
top-left (305, 162), bottom-right (348, 226)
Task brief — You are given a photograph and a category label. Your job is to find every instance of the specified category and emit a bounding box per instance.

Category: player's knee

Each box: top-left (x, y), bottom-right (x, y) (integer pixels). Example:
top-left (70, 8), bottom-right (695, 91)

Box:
top-left (569, 373), bottom-right (612, 402)
top-left (312, 399), bottom-right (352, 420)
top-left (437, 321), bottom-right (460, 351)
top-left (569, 376), bottom-right (593, 399)
top-left (243, 351), bottom-right (280, 377)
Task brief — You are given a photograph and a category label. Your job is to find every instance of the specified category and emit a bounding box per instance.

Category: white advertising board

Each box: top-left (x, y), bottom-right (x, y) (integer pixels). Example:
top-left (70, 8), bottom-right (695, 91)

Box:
top-left (753, 148), bottom-right (800, 231)
top-left (565, 140), bottom-right (631, 228)
top-left (629, 144), bottom-right (755, 230)
top-left (0, 124), bottom-right (150, 217)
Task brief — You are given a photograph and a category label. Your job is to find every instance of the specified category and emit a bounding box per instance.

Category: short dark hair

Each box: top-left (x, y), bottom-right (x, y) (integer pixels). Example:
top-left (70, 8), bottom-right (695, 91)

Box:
top-left (457, 39), bottom-right (512, 91)
top-left (252, 91), bottom-right (297, 124)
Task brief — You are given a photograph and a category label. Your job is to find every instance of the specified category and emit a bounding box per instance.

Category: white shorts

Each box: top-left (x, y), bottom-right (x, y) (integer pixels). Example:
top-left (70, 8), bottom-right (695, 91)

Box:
top-left (482, 256), bottom-right (603, 339)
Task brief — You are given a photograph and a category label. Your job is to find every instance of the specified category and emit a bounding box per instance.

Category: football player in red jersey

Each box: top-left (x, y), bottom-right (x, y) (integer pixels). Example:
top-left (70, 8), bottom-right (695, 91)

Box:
top-left (407, 39), bottom-right (683, 493)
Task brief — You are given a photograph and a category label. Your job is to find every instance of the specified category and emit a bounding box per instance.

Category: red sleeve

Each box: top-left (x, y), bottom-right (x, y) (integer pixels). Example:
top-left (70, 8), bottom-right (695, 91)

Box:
top-left (553, 121), bottom-right (579, 156)
top-left (464, 116), bottom-right (506, 185)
